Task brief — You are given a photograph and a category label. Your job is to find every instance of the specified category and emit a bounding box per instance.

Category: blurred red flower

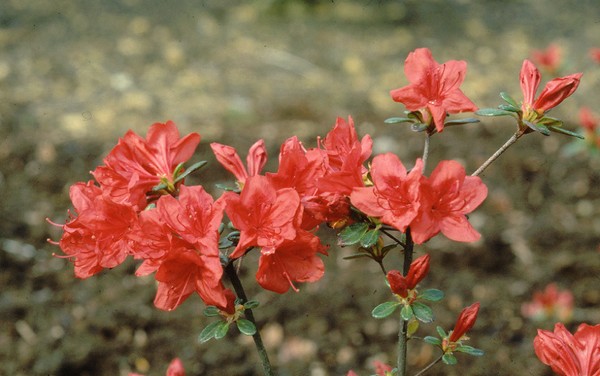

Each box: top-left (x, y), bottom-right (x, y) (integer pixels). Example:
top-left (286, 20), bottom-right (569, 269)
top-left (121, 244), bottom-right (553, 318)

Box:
top-left (522, 283), bottom-right (574, 323)
top-left (390, 48), bottom-right (477, 133)
top-left (580, 107), bottom-right (599, 133)
top-left (589, 48), bottom-right (600, 64)
top-left (531, 44), bottom-right (562, 73)
top-left (534, 323), bottom-right (600, 376)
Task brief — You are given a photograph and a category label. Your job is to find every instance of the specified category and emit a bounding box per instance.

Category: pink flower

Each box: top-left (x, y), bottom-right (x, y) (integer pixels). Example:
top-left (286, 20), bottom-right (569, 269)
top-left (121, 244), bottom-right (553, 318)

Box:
top-left (534, 323), bottom-right (600, 376)
top-left (210, 139), bottom-right (267, 188)
top-left (390, 48), bottom-right (477, 133)
top-left (410, 160), bottom-right (487, 244)
top-left (531, 44), bottom-right (562, 73)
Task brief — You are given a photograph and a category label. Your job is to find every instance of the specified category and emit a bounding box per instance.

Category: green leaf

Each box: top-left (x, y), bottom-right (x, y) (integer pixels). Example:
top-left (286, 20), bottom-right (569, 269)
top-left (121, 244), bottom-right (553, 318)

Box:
top-left (372, 301), bottom-right (400, 319)
top-left (444, 118), bottom-right (480, 126)
top-left (215, 183), bottom-right (238, 192)
top-left (199, 320), bottom-right (223, 343)
top-left (407, 318), bottom-right (420, 338)
top-left (411, 123), bottom-right (429, 132)
top-left (456, 345), bottom-right (485, 356)
top-left (151, 182), bottom-right (168, 192)
top-left (475, 108), bottom-right (515, 117)
top-left (380, 244), bottom-right (397, 257)
top-left (442, 353), bottom-right (458, 365)
top-left (419, 288), bottom-right (444, 302)
top-left (497, 104), bottom-right (520, 113)
top-left (214, 321), bottom-right (230, 339)
top-left (174, 160), bottom-right (208, 184)
top-left (423, 336), bottom-right (442, 345)
top-left (412, 302), bottom-right (434, 323)
top-left (243, 300), bottom-right (260, 309)
top-left (499, 91), bottom-right (520, 108)
top-left (338, 223), bottom-right (369, 246)
top-left (436, 326), bottom-right (447, 338)
top-left (537, 116), bottom-right (563, 127)
top-left (236, 319), bottom-right (257, 336)
top-left (385, 117), bottom-right (413, 124)
top-left (524, 120), bottom-right (550, 136)
top-left (203, 306), bottom-right (221, 317)
top-left (400, 304), bottom-right (414, 321)
top-left (548, 125), bottom-right (585, 139)
top-left (360, 229), bottom-right (380, 248)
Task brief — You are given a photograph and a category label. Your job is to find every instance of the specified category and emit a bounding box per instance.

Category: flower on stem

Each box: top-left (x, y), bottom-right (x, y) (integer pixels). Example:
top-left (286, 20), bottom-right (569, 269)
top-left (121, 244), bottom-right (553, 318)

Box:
top-left (210, 139), bottom-right (267, 189)
top-left (390, 48), bottom-right (477, 134)
top-left (531, 44), bottom-right (562, 74)
top-left (447, 302), bottom-right (480, 344)
top-left (410, 160), bottom-right (488, 244)
top-left (534, 322), bottom-right (600, 376)
top-left (521, 283), bottom-right (574, 323)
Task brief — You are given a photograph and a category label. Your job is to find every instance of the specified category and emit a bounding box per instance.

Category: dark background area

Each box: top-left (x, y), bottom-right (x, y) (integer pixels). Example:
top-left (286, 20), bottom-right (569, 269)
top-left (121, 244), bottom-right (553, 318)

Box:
top-left (2, 0), bottom-right (600, 375)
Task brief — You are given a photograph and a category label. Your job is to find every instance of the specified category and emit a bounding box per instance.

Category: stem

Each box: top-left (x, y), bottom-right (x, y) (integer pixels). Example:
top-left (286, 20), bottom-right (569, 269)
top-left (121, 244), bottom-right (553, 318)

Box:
top-left (224, 262), bottom-right (274, 376)
top-left (381, 228), bottom-right (406, 248)
top-left (471, 130), bottom-right (525, 177)
top-left (422, 133), bottom-right (431, 172)
top-left (413, 354), bottom-right (443, 376)
top-left (397, 228), bottom-right (414, 376)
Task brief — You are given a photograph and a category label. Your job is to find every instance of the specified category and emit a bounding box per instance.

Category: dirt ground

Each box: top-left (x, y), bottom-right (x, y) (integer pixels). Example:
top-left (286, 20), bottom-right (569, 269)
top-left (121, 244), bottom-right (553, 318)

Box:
top-left (2, 1), bottom-right (600, 375)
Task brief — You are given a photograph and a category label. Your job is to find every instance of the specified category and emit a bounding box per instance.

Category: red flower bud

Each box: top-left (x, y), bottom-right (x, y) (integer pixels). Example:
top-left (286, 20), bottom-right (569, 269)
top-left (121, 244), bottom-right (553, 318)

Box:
top-left (386, 270), bottom-right (408, 298)
top-left (406, 254), bottom-right (430, 289)
top-left (449, 302), bottom-right (480, 343)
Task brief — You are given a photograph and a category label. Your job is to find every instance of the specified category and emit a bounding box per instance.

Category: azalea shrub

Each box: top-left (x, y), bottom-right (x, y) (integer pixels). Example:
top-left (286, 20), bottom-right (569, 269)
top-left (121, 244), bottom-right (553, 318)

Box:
top-left (50, 47), bottom-right (598, 375)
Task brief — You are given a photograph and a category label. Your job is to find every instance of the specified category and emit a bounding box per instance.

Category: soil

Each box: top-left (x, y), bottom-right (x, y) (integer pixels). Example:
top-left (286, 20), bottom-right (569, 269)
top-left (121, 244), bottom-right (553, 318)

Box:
top-left (2, 1), bottom-right (600, 375)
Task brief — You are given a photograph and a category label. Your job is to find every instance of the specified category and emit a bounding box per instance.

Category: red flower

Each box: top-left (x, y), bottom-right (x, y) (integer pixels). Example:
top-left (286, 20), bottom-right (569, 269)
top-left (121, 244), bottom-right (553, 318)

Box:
top-left (522, 283), bottom-right (574, 323)
top-left (531, 44), bottom-right (562, 73)
top-left (153, 185), bottom-right (231, 311)
top-left (390, 48), bottom-right (477, 133)
top-left (350, 154), bottom-right (423, 233)
top-left (410, 160), bottom-right (487, 244)
top-left (580, 107), bottom-right (599, 133)
top-left (387, 254), bottom-right (430, 298)
top-left (92, 121), bottom-right (201, 209)
top-left (210, 139), bottom-right (267, 188)
top-left (590, 48), bottom-right (600, 64)
top-left (223, 175), bottom-right (302, 258)
top-left (448, 302), bottom-right (480, 343)
top-left (56, 181), bottom-right (139, 278)
top-left (534, 323), bottom-right (600, 376)
top-left (520, 60), bottom-right (582, 122)
top-left (166, 358), bottom-right (186, 376)
top-left (256, 230), bottom-right (326, 293)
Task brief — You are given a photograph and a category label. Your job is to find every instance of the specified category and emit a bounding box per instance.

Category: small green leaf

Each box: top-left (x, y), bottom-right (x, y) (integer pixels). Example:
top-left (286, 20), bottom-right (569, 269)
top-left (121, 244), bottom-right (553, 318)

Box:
top-left (199, 321), bottom-right (223, 343)
top-left (548, 125), bottom-right (585, 139)
top-left (419, 289), bottom-right (444, 302)
top-left (338, 223), bottom-right (369, 246)
top-left (236, 319), bottom-right (257, 336)
top-left (203, 306), bottom-right (221, 317)
top-left (360, 229), bottom-right (380, 248)
top-left (214, 321), bottom-right (230, 339)
top-left (444, 118), bottom-right (480, 126)
top-left (174, 160), bottom-right (208, 184)
top-left (423, 336), bottom-right (442, 345)
top-left (497, 104), bottom-right (520, 113)
top-left (151, 182), bottom-right (168, 192)
top-left (475, 108), bottom-right (515, 117)
top-left (400, 304), bottom-right (414, 321)
top-left (407, 318), bottom-right (420, 338)
top-left (411, 123), bottom-right (429, 132)
top-left (380, 244), bottom-right (397, 257)
top-left (243, 300), bottom-right (260, 309)
top-left (499, 91), bottom-right (520, 108)
top-left (385, 117), bottom-right (413, 124)
top-left (436, 326), bottom-right (447, 338)
top-left (372, 301), bottom-right (400, 319)
top-left (215, 183), bottom-right (238, 192)
top-left (456, 345), bottom-right (485, 356)
top-left (412, 302), bottom-right (434, 323)
top-left (442, 353), bottom-right (458, 365)
top-left (524, 120), bottom-right (550, 136)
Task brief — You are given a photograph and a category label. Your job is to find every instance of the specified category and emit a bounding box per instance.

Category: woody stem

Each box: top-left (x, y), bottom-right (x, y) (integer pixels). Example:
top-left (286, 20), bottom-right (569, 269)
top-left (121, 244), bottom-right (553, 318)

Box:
top-left (225, 262), bottom-right (274, 376)
top-left (471, 130), bottom-right (525, 177)
top-left (422, 133), bottom-right (431, 172)
top-left (413, 354), bottom-right (443, 376)
top-left (397, 227), bottom-right (414, 376)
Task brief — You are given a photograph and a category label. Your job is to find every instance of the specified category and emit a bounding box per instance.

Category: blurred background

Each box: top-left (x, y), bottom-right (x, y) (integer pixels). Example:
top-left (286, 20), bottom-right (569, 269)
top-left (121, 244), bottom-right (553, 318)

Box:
top-left (2, 0), bottom-right (600, 375)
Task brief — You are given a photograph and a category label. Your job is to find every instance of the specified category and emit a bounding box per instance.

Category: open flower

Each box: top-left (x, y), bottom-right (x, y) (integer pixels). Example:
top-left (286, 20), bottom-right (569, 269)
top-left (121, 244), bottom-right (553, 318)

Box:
top-left (534, 323), bottom-right (600, 376)
top-left (390, 48), bottom-right (477, 133)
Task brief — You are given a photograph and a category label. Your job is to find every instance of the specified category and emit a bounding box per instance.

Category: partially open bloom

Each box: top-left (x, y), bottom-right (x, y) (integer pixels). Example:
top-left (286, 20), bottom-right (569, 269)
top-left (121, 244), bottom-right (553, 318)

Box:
top-left (531, 44), bottom-right (562, 74)
top-left (534, 323), bottom-right (600, 376)
top-left (410, 160), bottom-right (487, 244)
top-left (211, 139), bottom-right (267, 188)
top-left (520, 60), bottom-right (582, 125)
top-left (386, 254), bottom-right (430, 299)
top-left (447, 302), bottom-right (480, 344)
top-left (521, 283), bottom-right (574, 323)
top-left (390, 48), bottom-right (477, 133)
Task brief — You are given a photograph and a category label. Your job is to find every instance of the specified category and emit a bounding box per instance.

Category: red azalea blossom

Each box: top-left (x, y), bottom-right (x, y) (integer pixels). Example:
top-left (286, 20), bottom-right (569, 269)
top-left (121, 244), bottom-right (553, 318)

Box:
top-left (92, 121), bottom-right (201, 209)
top-left (410, 160), bottom-right (487, 244)
top-left (390, 47), bottom-right (477, 133)
top-left (522, 283), bottom-right (574, 323)
top-left (534, 322), bottom-right (600, 376)
top-left (211, 139), bottom-right (267, 188)
top-left (531, 44), bottom-right (562, 73)
top-left (520, 59), bottom-right (582, 123)
top-left (223, 175), bottom-right (302, 258)
top-left (387, 254), bottom-right (430, 298)
top-left (350, 154), bottom-right (423, 233)
top-left (448, 302), bottom-right (480, 343)
top-left (54, 181), bottom-right (139, 278)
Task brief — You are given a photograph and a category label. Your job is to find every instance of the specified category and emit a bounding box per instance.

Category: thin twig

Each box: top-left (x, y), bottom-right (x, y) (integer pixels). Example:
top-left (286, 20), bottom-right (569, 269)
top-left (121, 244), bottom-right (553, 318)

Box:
top-left (471, 130), bottom-right (525, 177)
top-left (413, 354), bottom-right (444, 376)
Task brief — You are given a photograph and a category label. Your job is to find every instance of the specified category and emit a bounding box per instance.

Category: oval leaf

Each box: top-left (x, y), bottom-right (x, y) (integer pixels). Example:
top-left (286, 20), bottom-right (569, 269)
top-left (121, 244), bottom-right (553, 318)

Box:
top-left (444, 118), bottom-right (480, 126)
top-left (385, 117), bottom-right (413, 124)
top-left (500, 91), bottom-right (520, 108)
top-left (400, 304), bottom-right (414, 321)
top-left (475, 108), bottom-right (515, 117)
top-left (243, 300), bottom-right (260, 309)
top-left (214, 321), bottom-right (230, 339)
top-left (423, 336), bottom-right (442, 345)
top-left (412, 302), bottom-right (434, 323)
top-left (498, 104), bottom-right (520, 113)
top-left (339, 223), bottom-right (369, 246)
top-left (548, 125), bottom-right (584, 139)
top-left (203, 306), bottom-right (221, 317)
top-left (372, 301), bottom-right (400, 319)
top-left (436, 326), bottom-right (447, 338)
top-left (442, 353), bottom-right (458, 365)
top-left (174, 160), bottom-right (208, 183)
top-left (456, 345), bottom-right (485, 356)
top-left (198, 320), bottom-right (223, 343)
top-left (419, 288), bottom-right (444, 302)
top-left (360, 229), bottom-right (380, 248)
top-left (236, 319), bottom-right (257, 336)
top-left (407, 318), bottom-right (420, 338)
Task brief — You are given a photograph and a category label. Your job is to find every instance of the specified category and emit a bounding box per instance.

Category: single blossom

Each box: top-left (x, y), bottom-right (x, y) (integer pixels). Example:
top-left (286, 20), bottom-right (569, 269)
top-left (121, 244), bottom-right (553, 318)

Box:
top-left (580, 107), bottom-right (599, 133)
top-left (410, 160), bottom-right (487, 244)
top-left (448, 302), bottom-right (480, 343)
top-left (590, 48), bottom-right (600, 64)
top-left (534, 322), bottom-right (600, 376)
top-left (210, 139), bottom-right (267, 188)
top-left (520, 59), bottom-right (582, 123)
top-left (521, 283), bottom-right (574, 323)
top-left (350, 154), bottom-right (423, 233)
top-left (92, 121), bottom-right (201, 209)
top-left (531, 44), bottom-right (562, 73)
top-left (386, 254), bottom-right (430, 298)
top-left (390, 47), bottom-right (478, 133)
